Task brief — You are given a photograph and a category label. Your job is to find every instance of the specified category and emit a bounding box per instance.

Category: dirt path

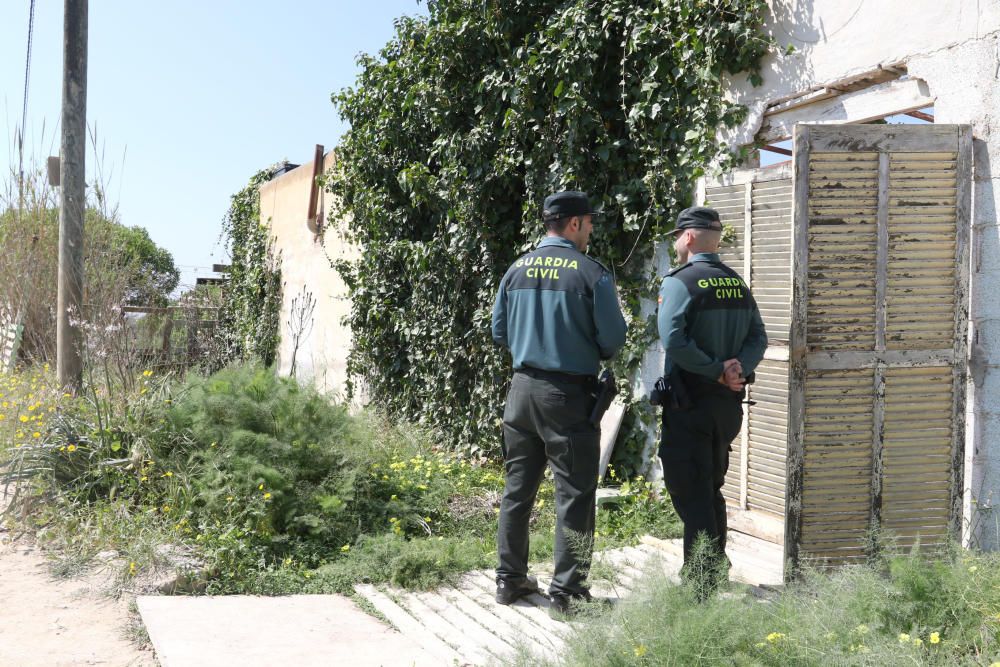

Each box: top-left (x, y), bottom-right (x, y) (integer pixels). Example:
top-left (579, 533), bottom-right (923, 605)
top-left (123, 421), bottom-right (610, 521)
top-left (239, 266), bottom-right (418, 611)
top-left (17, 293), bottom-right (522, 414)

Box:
top-left (0, 522), bottom-right (156, 666)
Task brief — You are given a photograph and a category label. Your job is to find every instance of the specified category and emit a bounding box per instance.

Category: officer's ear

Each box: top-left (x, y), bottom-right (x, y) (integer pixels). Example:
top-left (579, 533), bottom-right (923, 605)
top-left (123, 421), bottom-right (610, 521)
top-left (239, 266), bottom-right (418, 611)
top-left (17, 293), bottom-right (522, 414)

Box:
top-left (566, 216), bottom-right (580, 233)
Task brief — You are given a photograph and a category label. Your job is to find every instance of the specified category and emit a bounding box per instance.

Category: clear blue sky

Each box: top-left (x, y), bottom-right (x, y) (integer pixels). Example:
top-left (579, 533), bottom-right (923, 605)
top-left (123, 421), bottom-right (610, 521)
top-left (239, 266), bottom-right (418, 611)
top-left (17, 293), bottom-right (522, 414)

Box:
top-left (2, 0), bottom-right (424, 291)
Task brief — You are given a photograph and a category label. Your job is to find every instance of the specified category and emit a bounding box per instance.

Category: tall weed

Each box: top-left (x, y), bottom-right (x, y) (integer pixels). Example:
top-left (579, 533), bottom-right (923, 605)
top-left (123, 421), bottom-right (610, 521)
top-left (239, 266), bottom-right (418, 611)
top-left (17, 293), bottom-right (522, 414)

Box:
top-left (521, 545), bottom-right (1000, 667)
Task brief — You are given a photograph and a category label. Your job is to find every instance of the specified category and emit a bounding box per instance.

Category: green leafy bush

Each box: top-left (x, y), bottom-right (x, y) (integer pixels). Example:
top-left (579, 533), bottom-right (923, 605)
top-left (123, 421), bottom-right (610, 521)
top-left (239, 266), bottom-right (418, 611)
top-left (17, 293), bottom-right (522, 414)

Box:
top-left (596, 468), bottom-right (680, 545)
top-left (330, 0), bottom-right (772, 471)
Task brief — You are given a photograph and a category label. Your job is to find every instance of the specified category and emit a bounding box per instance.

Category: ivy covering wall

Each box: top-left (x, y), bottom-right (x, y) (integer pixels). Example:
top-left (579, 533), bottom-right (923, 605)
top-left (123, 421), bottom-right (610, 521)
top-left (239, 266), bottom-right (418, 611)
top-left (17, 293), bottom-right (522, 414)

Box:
top-left (218, 168), bottom-right (283, 367)
top-left (329, 0), bottom-right (771, 471)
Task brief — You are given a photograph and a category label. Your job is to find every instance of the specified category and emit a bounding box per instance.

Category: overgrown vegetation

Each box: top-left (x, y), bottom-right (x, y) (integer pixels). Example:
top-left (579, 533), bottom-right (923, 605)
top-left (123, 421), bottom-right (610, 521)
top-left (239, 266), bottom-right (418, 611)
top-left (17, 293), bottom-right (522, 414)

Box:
top-left (0, 364), bottom-right (677, 595)
top-left (0, 164), bottom-right (180, 362)
top-left (329, 0), bottom-right (771, 472)
top-left (516, 544), bottom-right (1000, 666)
top-left (217, 168), bottom-right (282, 367)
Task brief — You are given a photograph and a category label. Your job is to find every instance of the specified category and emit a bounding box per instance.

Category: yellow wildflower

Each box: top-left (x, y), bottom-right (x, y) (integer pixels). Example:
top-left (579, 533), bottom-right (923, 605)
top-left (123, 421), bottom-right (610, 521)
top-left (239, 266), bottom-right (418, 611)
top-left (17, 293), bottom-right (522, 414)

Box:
top-left (258, 483), bottom-right (264, 490)
top-left (929, 632), bottom-right (940, 644)
top-left (163, 471), bottom-right (173, 478)
top-left (162, 505), bottom-right (171, 512)
top-left (424, 517), bottom-right (432, 523)
top-left (913, 638), bottom-right (923, 647)
top-left (390, 494), bottom-right (398, 501)
top-left (66, 444), bottom-right (77, 452)
top-left (140, 476), bottom-right (148, 482)
top-left (263, 492), bottom-right (272, 500)
top-left (633, 645), bottom-right (647, 657)
top-left (143, 370), bottom-right (153, 377)
top-left (19, 415), bottom-right (28, 422)
top-left (766, 632), bottom-right (786, 643)
top-left (854, 624), bottom-right (869, 635)
top-left (340, 544), bottom-right (350, 553)
top-left (129, 562), bottom-right (137, 576)
top-left (32, 431), bottom-right (40, 438)
top-left (389, 517), bottom-right (398, 523)
top-left (284, 557), bottom-right (293, 565)
top-left (969, 566), bottom-right (978, 573)
top-left (898, 633), bottom-right (910, 642)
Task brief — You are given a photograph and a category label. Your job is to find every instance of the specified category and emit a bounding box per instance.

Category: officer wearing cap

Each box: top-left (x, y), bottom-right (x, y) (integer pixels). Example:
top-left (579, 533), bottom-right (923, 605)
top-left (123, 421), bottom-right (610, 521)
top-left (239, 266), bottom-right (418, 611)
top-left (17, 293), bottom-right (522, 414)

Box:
top-left (491, 190), bottom-right (627, 618)
top-left (657, 206), bottom-right (767, 593)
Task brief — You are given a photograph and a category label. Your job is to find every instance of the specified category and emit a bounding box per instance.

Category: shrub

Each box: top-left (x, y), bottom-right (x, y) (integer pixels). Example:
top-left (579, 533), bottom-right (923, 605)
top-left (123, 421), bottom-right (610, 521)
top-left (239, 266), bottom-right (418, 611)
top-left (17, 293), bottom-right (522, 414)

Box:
top-left (2, 363), bottom-right (677, 595)
top-left (522, 546), bottom-right (1000, 667)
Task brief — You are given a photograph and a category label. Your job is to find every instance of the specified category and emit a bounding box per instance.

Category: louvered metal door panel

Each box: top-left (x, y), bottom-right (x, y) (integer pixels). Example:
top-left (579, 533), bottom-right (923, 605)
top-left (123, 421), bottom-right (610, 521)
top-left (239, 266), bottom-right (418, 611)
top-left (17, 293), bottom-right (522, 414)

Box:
top-left (705, 182), bottom-right (747, 507)
top-left (886, 153), bottom-right (959, 349)
top-left (881, 366), bottom-right (953, 548)
top-left (806, 153), bottom-right (878, 352)
top-left (701, 170), bottom-right (791, 535)
top-left (799, 368), bottom-right (874, 564)
top-left (751, 179), bottom-right (792, 341)
top-left (705, 184), bottom-right (745, 270)
top-left (746, 359), bottom-right (789, 515)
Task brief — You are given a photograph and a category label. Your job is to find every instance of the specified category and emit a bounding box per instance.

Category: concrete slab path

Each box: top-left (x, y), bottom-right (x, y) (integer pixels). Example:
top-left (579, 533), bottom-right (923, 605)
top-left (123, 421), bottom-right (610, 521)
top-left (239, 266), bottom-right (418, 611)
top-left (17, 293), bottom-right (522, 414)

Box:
top-left (137, 532), bottom-right (781, 666)
top-left (137, 594), bottom-right (439, 667)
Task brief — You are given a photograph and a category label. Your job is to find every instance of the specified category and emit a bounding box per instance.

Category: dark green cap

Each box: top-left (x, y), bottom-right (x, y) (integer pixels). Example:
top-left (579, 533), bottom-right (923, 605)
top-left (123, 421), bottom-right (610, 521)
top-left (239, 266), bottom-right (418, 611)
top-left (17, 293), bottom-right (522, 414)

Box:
top-left (543, 191), bottom-right (597, 220)
top-left (668, 206), bottom-right (723, 235)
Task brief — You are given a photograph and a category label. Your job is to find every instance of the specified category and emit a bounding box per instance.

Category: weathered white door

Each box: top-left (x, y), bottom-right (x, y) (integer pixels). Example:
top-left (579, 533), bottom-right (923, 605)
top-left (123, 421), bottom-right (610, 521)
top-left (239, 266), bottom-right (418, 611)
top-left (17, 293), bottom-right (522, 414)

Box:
top-left (786, 124), bottom-right (972, 570)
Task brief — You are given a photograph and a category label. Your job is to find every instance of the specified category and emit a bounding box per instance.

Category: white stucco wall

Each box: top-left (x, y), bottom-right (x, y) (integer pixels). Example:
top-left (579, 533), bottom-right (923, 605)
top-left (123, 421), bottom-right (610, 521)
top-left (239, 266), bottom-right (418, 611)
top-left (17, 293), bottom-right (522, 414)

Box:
top-left (727, 1), bottom-right (1000, 144)
top-left (709, 0), bottom-right (1000, 549)
top-left (260, 153), bottom-right (357, 399)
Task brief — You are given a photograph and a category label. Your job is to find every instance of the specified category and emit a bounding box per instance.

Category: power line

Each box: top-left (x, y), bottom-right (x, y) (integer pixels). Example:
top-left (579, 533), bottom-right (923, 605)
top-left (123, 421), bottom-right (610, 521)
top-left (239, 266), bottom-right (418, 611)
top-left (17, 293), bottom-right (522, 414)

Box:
top-left (18, 0), bottom-right (37, 200)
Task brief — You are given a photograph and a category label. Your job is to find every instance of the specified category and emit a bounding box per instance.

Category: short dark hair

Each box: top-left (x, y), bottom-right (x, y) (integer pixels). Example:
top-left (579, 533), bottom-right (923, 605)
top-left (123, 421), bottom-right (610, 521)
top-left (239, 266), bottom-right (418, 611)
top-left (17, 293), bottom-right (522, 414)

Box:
top-left (544, 215), bottom-right (573, 233)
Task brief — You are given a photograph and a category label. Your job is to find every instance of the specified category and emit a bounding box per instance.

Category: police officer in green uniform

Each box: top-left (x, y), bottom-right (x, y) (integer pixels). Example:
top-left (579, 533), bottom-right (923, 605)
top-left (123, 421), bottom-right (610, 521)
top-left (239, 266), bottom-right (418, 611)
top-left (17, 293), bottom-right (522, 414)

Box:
top-left (657, 206), bottom-right (767, 591)
top-left (491, 191), bottom-right (627, 618)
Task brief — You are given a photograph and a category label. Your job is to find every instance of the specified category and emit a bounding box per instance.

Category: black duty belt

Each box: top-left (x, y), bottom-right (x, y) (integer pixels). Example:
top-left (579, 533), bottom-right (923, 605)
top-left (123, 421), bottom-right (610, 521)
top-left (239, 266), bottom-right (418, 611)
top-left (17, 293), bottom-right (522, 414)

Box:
top-left (516, 366), bottom-right (597, 386)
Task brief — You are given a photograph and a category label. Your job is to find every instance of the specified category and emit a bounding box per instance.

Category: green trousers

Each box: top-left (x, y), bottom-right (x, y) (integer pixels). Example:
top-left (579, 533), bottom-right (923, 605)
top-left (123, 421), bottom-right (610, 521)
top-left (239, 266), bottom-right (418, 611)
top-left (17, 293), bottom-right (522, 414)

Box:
top-left (496, 370), bottom-right (600, 597)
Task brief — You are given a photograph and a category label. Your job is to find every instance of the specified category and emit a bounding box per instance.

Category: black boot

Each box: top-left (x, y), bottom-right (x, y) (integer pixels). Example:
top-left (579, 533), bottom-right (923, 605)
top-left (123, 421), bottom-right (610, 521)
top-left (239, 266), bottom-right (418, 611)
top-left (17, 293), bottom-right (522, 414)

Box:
top-left (495, 575), bottom-right (540, 605)
top-left (548, 590), bottom-right (613, 620)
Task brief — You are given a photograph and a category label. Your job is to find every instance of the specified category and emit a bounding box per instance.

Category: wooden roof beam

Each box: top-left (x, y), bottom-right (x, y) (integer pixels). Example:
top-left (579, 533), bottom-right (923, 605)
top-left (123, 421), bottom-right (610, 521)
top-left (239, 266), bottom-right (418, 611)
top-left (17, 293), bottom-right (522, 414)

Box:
top-left (904, 109), bottom-right (935, 123)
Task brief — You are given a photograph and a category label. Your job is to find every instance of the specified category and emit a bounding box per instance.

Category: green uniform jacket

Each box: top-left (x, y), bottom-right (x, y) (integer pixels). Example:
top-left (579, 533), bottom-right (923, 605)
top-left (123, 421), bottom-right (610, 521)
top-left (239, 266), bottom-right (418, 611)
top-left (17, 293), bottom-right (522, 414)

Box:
top-left (657, 252), bottom-right (767, 381)
top-left (492, 236), bottom-right (627, 376)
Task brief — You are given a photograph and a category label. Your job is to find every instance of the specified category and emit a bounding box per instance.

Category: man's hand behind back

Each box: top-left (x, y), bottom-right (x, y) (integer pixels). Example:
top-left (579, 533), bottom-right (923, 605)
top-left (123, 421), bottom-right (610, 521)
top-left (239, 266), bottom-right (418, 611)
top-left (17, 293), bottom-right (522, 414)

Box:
top-left (719, 358), bottom-right (745, 392)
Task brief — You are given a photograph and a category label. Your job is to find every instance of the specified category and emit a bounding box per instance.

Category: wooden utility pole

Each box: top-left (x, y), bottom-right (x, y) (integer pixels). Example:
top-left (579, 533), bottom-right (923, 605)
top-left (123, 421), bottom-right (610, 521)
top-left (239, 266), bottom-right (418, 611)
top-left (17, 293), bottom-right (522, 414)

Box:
top-left (57, 0), bottom-right (87, 392)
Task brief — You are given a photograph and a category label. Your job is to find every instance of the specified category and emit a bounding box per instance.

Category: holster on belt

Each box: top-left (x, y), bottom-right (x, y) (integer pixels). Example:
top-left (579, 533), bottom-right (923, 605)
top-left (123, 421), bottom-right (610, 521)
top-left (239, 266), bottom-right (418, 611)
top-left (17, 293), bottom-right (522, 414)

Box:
top-left (588, 369), bottom-right (617, 428)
